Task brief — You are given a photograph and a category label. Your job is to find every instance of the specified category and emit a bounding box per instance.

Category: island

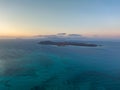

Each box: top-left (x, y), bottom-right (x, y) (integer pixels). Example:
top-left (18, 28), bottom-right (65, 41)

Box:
top-left (39, 41), bottom-right (99, 47)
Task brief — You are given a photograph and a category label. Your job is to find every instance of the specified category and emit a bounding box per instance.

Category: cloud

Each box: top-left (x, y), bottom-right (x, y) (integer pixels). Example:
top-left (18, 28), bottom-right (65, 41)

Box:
top-left (68, 34), bottom-right (82, 37)
top-left (34, 33), bottom-right (87, 41)
top-left (57, 33), bottom-right (66, 36)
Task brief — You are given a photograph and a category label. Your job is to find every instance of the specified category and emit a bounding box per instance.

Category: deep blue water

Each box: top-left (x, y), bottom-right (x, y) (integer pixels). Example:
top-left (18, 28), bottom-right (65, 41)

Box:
top-left (0, 39), bottom-right (120, 90)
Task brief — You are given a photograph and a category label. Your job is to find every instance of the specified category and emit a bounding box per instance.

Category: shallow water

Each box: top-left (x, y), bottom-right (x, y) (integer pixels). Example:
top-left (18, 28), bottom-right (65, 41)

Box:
top-left (0, 39), bottom-right (120, 90)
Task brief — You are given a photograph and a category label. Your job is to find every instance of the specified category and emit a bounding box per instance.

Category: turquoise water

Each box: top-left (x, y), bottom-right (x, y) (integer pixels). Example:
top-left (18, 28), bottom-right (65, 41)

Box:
top-left (0, 39), bottom-right (120, 90)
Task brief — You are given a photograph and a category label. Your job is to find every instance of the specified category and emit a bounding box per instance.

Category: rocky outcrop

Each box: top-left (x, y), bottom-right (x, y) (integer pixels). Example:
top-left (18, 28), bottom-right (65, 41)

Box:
top-left (39, 41), bottom-right (99, 47)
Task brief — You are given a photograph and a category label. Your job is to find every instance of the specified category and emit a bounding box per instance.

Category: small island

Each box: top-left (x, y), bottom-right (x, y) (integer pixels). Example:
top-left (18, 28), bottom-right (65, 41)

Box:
top-left (39, 41), bottom-right (99, 47)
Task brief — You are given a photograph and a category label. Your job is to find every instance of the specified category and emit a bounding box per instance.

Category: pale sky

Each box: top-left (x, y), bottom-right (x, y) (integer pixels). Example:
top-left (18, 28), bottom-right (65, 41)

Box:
top-left (0, 0), bottom-right (120, 38)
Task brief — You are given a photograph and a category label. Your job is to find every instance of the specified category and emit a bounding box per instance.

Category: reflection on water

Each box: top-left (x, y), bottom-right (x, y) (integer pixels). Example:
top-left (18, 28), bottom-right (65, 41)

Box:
top-left (0, 40), bottom-right (120, 90)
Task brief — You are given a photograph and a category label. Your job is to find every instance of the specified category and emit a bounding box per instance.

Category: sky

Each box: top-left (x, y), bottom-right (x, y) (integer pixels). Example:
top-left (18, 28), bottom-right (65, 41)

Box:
top-left (0, 0), bottom-right (120, 38)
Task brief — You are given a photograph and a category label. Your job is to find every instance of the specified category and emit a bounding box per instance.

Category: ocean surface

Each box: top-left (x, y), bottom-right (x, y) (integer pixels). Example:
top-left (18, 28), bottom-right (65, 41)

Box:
top-left (0, 39), bottom-right (120, 90)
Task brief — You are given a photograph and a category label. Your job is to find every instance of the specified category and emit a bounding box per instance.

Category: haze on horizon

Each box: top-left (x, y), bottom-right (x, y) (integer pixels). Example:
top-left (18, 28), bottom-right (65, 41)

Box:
top-left (0, 0), bottom-right (120, 39)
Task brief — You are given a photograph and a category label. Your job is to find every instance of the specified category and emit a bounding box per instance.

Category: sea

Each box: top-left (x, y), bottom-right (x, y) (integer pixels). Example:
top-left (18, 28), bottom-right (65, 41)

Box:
top-left (0, 39), bottom-right (120, 90)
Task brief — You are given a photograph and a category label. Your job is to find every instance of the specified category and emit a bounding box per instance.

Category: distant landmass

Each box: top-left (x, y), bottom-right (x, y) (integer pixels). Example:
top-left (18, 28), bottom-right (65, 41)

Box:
top-left (39, 41), bottom-right (99, 47)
